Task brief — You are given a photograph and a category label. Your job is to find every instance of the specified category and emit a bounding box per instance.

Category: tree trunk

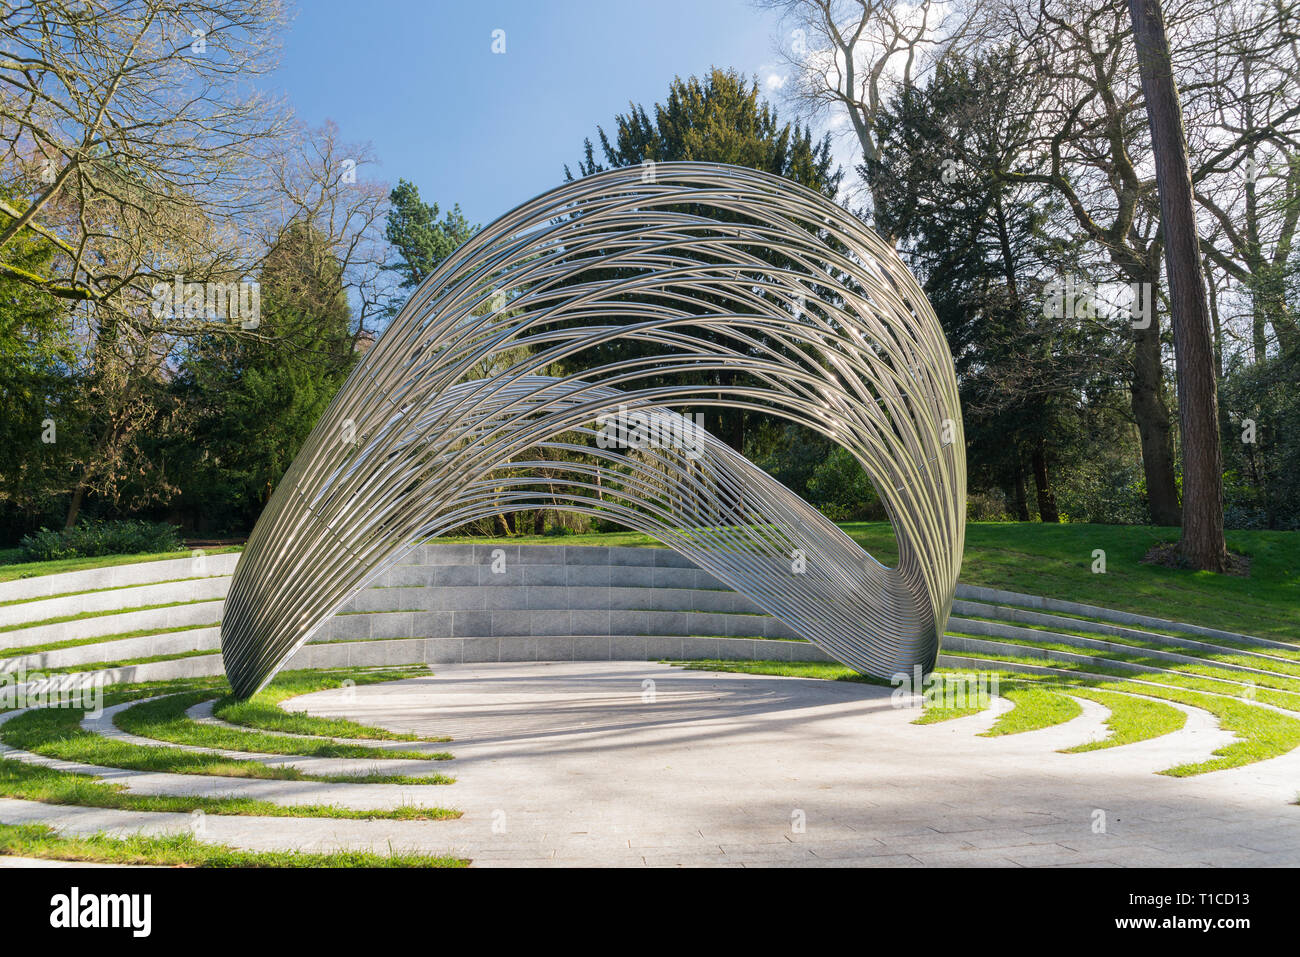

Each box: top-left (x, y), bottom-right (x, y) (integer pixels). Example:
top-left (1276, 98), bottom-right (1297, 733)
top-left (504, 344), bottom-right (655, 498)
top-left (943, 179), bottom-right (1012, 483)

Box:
top-left (64, 479), bottom-right (87, 531)
top-left (1129, 285), bottom-right (1181, 527)
top-left (1012, 451), bottom-right (1030, 522)
top-left (1129, 0), bottom-right (1228, 571)
top-left (1031, 443), bottom-right (1060, 523)
top-left (1204, 253), bottom-right (1222, 381)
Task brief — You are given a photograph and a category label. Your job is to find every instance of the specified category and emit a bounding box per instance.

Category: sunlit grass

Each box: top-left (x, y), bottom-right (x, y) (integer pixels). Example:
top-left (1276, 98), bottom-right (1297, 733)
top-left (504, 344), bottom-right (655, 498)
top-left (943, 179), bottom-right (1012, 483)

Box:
top-left (0, 821), bottom-right (466, 867)
top-left (1058, 688), bottom-right (1186, 753)
top-left (0, 758), bottom-right (459, 820)
top-left (115, 690), bottom-right (451, 760)
top-left (211, 667), bottom-right (450, 742)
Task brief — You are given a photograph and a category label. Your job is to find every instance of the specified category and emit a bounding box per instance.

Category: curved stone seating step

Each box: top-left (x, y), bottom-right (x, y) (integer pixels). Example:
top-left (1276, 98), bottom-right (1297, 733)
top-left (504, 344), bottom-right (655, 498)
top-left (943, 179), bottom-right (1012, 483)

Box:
top-left (81, 699), bottom-right (452, 778)
top-left (0, 576), bottom-right (229, 630)
top-left (941, 634), bottom-right (1220, 684)
top-left (0, 552), bottom-right (239, 603)
top-left (314, 608), bottom-right (797, 643)
top-left (947, 616), bottom-right (1295, 681)
top-left (952, 598), bottom-right (1296, 661)
top-left (0, 600), bottom-right (224, 650)
top-left (4, 548), bottom-right (1285, 699)
top-left (293, 634), bottom-right (832, 668)
top-left (1, 634), bottom-right (831, 697)
top-left (345, 583), bottom-right (765, 615)
top-left (934, 651), bottom-right (1266, 710)
top-left (1, 626), bottom-right (220, 673)
top-left (953, 583), bottom-right (1291, 650)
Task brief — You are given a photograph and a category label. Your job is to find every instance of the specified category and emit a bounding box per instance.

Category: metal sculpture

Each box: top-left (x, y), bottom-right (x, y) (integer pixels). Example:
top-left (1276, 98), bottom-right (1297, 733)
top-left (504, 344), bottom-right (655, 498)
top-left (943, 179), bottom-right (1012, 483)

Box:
top-left (220, 162), bottom-right (965, 698)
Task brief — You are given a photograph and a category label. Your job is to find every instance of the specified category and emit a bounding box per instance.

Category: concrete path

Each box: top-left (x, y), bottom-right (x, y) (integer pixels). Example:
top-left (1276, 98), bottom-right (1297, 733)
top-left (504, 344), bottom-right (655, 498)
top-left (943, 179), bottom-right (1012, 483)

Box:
top-left (3, 661), bottom-right (1297, 866)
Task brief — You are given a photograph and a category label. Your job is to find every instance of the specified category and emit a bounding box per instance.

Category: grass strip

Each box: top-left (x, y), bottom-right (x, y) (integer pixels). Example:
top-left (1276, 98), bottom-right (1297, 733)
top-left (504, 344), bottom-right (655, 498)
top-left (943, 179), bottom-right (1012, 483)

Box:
top-left (0, 821), bottom-right (465, 867)
top-left (116, 691), bottom-right (450, 760)
top-left (0, 758), bottom-right (458, 820)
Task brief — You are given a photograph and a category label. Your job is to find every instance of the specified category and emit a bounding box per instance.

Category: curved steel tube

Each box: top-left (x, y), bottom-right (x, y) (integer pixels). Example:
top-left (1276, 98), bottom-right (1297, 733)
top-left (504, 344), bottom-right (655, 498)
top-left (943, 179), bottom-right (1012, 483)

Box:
top-left (220, 162), bottom-right (965, 697)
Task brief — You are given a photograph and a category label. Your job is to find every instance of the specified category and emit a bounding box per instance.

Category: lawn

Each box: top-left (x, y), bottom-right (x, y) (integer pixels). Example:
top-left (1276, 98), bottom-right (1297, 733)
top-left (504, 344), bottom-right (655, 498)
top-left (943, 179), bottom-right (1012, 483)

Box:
top-left (0, 545), bottom-right (242, 583)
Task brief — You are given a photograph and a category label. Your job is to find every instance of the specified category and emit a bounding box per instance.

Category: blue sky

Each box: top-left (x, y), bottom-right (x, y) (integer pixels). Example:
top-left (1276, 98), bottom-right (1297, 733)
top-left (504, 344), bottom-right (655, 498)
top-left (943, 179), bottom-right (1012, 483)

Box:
top-left (273, 0), bottom-right (815, 226)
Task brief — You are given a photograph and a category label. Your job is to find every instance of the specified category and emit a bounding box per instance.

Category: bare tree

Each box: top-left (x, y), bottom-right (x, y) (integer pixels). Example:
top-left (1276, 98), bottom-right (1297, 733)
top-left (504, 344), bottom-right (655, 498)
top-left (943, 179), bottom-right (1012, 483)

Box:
top-left (257, 120), bottom-right (394, 342)
top-left (762, 0), bottom-right (984, 232)
top-left (1181, 0), bottom-right (1300, 361)
top-left (0, 0), bottom-right (289, 320)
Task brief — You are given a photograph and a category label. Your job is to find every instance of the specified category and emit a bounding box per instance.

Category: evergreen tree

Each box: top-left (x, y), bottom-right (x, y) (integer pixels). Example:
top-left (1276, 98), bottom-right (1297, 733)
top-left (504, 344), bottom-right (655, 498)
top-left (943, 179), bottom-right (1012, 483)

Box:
top-left (866, 50), bottom-right (1113, 522)
top-left (0, 196), bottom-right (81, 538)
top-left (385, 179), bottom-right (477, 291)
top-left (566, 68), bottom-right (842, 469)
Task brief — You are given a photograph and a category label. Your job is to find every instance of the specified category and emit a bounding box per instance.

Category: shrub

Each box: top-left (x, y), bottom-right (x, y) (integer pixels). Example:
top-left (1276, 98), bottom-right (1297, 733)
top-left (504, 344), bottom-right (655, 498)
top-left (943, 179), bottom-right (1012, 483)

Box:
top-left (806, 448), bottom-right (885, 521)
top-left (18, 520), bottom-right (183, 562)
top-left (966, 490), bottom-right (1013, 522)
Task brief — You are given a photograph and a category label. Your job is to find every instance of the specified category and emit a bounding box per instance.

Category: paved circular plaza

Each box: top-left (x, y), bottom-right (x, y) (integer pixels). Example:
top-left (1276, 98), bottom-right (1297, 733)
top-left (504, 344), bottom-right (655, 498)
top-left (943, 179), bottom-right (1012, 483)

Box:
top-left (265, 661), bottom-right (1299, 867)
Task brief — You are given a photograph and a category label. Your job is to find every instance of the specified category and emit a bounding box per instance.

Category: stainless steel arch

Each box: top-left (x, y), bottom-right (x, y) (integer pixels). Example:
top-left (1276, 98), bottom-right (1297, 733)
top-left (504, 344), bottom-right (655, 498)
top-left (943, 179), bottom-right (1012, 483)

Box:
top-left (220, 162), bottom-right (965, 698)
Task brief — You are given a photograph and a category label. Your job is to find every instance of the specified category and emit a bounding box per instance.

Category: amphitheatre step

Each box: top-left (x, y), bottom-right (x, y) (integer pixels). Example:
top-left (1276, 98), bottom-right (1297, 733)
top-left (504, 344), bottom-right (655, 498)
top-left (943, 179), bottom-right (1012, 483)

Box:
top-left (0, 626), bottom-right (220, 673)
top-left (345, 582), bottom-right (765, 615)
top-left (1, 547), bottom-right (1281, 700)
top-left (0, 576), bottom-right (229, 629)
top-left (951, 599), bottom-right (1298, 661)
top-left (942, 635), bottom-right (1163, 677)
top-left (941, 636), bottom-right (1266, 695)
top-left (315, 608), bottom-right (797, 642)
top-left (0, 600), bottom-right (224, 649)
top-left (953, 583), bottom-right (1286, 649)
top-left (296, 634), bottom-right (832, 668)
top-left (0, 551), bottom-right (239, 603)
top-left (947, 616), bottom-right (1292, 680)
top-left (1, 634), bottom-right (836, 692)
top-left (936, 652), bottom-right (1123, 683)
